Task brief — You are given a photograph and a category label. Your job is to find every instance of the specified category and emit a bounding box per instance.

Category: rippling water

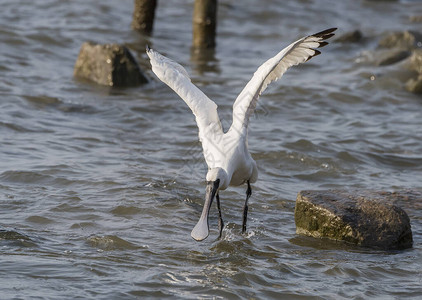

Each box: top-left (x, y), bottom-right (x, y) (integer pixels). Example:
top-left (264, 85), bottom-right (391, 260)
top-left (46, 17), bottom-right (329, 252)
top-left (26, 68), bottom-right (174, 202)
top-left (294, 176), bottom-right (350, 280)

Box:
top-left (1, 0), bottom-right (421, 298)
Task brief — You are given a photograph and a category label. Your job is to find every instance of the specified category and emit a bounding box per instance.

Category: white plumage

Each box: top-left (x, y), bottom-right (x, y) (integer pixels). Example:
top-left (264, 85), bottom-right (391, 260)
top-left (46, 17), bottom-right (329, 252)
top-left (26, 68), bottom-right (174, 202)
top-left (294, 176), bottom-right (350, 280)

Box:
top-left (146, 28), bottom-right (336, 241)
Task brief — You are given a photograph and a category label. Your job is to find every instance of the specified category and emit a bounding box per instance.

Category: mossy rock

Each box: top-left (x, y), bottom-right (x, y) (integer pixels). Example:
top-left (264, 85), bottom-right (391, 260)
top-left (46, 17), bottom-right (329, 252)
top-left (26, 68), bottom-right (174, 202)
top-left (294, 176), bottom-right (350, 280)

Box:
top-left (295, 190), bottom-right (413, 250)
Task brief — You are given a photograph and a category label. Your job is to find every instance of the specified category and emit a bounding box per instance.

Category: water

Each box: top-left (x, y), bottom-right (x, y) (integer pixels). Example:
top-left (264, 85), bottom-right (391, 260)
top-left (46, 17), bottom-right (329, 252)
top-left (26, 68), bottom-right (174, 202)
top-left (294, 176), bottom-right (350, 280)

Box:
top-left (1, 0), bottom-right (421, 298)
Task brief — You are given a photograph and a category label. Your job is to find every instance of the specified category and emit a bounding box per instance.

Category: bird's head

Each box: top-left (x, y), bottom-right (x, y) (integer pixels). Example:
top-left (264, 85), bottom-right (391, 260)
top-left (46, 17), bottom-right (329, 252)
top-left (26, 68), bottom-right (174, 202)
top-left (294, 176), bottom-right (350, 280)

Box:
top-left (206, 167), bottom-right (228, 190)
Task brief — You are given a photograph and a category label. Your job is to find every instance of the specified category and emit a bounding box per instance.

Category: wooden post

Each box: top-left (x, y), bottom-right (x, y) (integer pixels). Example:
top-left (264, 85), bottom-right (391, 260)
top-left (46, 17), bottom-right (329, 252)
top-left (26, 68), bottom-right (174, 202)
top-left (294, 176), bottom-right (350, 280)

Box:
top-left (192, 0), bottom-right (217, 48)
top-left (131, 0), bottom-right (157, 34)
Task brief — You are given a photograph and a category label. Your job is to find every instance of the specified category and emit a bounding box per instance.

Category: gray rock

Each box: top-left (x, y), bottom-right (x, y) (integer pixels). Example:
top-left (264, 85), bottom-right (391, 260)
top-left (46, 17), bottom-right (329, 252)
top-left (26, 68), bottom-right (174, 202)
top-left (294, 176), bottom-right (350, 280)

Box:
top-left (376, 49), bottom-right (411, 66)
top-left (335, 30), bottom-right (363, 43)
top-left (294, 190), bottom-right (413, 250)
top-left (378, 30), bottom-right (422, 50)
top-left (74, 42), bottom-right (148, 87)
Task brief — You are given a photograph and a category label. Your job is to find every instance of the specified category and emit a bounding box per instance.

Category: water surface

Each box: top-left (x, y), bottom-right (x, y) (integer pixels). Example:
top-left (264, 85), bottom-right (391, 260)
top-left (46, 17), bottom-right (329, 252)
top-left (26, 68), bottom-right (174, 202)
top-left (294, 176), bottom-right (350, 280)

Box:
top-left (1, 0), bottom-right (421, 299)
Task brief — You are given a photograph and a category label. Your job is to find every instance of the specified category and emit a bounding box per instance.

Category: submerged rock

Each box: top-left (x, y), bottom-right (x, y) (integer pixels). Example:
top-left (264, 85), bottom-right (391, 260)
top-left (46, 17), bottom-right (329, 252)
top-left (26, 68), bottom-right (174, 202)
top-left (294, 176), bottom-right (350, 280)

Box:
top-left (86, 235), bottom-right (140, 251)
top-left (0, 229), bottom-right (30, 240)
top-left (294, 190), bottom-right (413, 250)
top-left (74, 42), bottom-right (148, 87)
top-left (0, 229), bottom-right (36, 247)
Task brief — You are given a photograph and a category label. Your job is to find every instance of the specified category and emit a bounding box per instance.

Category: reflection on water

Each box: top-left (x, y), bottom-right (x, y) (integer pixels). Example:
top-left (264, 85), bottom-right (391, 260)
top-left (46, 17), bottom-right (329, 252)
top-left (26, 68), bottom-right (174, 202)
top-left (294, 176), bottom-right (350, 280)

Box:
top-left (190, 47), bottom-right (221, 75)
top-left (0, 0), bottom-right (421, 299)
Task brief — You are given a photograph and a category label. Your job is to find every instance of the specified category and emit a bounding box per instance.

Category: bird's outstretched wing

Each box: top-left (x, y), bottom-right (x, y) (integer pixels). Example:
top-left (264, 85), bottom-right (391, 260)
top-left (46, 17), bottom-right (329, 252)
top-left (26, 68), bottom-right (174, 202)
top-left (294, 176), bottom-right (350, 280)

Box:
top-left (230, 28), bottom-right (337, 133)
top-left (146, 47), bottom-right (223, 139)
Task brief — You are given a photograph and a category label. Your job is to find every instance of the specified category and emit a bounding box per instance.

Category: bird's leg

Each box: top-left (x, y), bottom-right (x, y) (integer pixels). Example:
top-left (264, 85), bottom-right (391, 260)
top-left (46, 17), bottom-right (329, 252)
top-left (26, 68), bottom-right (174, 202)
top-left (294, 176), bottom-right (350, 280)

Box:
top-left (216, 193), bottom-right (224, 239)
top-left (242, 180), bottom-right (252, 233)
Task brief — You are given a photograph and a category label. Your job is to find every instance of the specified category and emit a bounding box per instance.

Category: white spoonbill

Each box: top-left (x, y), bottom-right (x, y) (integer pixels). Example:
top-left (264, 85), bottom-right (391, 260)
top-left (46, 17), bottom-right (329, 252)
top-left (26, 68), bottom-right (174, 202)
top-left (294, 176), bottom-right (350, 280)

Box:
top-left (146, 28), bottom-right (337, 241)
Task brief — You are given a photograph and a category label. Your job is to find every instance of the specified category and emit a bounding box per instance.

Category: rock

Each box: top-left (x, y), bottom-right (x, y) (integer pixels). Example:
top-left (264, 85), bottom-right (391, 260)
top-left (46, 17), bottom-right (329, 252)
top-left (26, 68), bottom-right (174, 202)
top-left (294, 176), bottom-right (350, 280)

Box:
top-left (74, 42), bottom-right (148, 87)
top-left (376, 49), bottom-right (411, 66)
top-left (335, 30), bottom-right (363, 43)
top-left (406, 74), bottom-right (422, 94)
top-left (378, 30), bottom-right (422, 50)
top-left (294, 190), bottom-right (413, 250)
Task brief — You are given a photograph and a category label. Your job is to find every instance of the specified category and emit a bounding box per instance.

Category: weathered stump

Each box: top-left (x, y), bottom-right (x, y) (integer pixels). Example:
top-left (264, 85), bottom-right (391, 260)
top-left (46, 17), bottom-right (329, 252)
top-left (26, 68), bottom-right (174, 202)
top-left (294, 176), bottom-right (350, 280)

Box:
top-left (192, 0), bottom-right (217, 48)
top-left (294, 190), bottom-right (413, 250)
top-left (131, 0), bottom-right (157, 34)
top-left (74, 42), bottom-right (148, 87)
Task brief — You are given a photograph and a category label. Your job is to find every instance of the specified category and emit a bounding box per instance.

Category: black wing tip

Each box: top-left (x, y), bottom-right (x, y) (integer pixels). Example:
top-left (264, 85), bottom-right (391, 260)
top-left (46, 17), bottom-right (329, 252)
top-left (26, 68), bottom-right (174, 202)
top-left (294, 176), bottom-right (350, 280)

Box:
top-left (306, 49), bottom-right (321, 62)
top-left (313, 28), bottom-right (337, 40)
top-left (318, 41), bottom-right (329, 48)
top-left (312, 28), bottom-right (337, 49)
top-left (314, 27), bottom-right (337, 36)
top-left (146, 44), bottom-right (151, 53)
top-left (322, 33), bottom-right (336, 40)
